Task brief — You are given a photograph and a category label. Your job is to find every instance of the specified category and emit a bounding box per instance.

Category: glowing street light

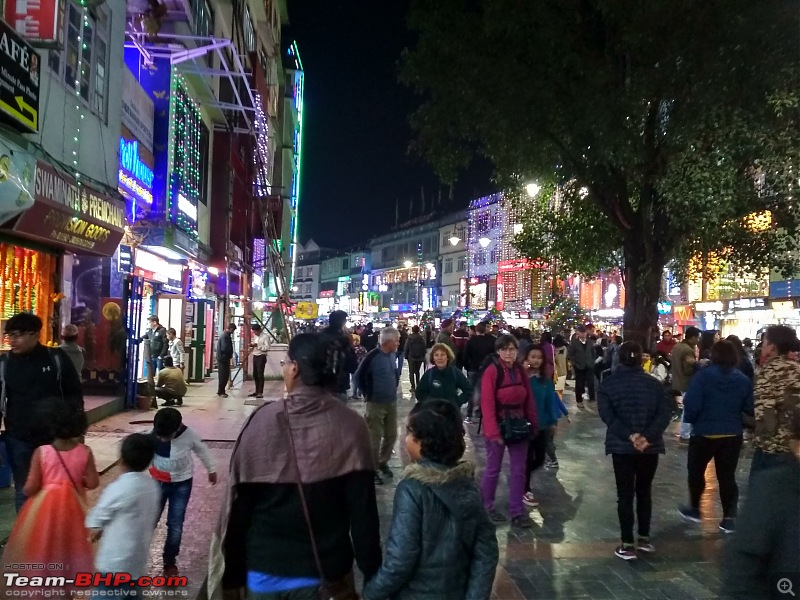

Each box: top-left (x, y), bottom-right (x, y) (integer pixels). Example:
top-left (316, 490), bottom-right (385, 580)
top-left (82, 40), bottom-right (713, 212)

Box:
top-left (449, 236), bottom-right (461, 246)
top-left (403, 260), bottom-right (413, 268)
top-left (526, 182), bottom-right (541, 198)
top-left (478, 237), bottom-right (491, 248)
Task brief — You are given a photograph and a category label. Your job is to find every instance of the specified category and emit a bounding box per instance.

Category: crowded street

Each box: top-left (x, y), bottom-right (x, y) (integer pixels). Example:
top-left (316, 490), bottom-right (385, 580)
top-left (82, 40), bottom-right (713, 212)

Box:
top-left (0, 372), bottom-right (737, 599)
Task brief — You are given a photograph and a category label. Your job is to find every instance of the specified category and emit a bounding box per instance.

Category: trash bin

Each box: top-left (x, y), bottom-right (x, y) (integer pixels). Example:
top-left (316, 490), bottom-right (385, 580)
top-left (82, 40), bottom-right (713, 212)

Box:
top-left (0, 441), bottom-right (12, 488)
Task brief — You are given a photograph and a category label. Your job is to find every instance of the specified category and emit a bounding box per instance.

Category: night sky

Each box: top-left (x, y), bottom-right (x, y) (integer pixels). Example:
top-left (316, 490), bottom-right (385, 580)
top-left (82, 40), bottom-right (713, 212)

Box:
top-left (285, 1), bottom-right (494, 250)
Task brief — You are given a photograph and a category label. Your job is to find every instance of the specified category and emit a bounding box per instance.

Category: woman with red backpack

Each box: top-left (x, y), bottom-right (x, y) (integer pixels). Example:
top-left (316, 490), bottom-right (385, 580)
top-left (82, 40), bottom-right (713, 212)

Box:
top-left (479, 334), bottom-right (539, 528)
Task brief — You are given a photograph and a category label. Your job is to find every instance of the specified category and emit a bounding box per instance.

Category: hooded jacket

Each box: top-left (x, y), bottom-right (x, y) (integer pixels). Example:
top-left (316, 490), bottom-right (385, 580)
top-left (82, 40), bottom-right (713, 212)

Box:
top-left (404, 332), bottom-right (427, 362)
top-left (362, 461), bottom-right (498, 600)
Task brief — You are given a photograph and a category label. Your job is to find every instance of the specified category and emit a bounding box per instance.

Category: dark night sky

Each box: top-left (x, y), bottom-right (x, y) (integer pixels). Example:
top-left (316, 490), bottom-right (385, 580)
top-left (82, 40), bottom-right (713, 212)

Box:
top-left (285, 1), bottom-right (494, 250)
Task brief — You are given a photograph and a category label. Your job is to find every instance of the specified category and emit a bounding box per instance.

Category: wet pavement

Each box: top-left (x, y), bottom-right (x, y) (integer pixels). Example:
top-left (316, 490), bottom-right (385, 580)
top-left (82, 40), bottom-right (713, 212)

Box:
top-left (3, 373), bottom-right (743, 599)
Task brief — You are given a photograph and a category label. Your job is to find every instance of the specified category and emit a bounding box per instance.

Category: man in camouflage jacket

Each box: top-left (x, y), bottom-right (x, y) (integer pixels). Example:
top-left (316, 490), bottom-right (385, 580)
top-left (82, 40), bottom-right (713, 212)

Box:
top-left (752, 325), bottom-right (800, 478)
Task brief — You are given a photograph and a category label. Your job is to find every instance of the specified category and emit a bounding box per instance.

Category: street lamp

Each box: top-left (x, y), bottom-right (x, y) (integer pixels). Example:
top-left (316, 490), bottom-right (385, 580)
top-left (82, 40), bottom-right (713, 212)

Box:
top-left (403, 260), bottom-right (413, 268)
top-left (449, 236), bottom-right (460, 246)
top-left (478, 237), bottom-right (491, 248)
top-left (526, 182), bottom-right (541, 198)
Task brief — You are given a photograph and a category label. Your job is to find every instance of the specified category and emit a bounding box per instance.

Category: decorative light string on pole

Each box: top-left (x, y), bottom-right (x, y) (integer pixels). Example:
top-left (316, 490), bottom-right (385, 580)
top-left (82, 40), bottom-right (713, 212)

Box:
top-left (72, 7), bottom-right (90, 181)
top-left (253, 92), bottom-right (271, 198)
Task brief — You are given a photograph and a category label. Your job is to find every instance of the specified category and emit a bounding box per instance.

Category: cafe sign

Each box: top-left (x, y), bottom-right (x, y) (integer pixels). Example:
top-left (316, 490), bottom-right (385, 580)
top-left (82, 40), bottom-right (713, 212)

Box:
top-left (12, 161), bottom-right (126, 255)
top-left (0, 18), bottom-right (39, 132)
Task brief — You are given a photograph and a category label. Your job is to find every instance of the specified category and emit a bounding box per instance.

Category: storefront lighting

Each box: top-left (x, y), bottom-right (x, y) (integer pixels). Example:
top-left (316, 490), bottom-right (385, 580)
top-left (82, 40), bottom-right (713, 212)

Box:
top-left (479, 237), bottom-right (491, 248)
top-left (425, 263), bottom-right (434, 269)
top-left (404, 260), bottom-right (413, 268)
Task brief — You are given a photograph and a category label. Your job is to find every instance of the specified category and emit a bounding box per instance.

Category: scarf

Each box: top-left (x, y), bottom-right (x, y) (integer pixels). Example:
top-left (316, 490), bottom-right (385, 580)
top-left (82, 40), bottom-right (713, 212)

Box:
top-left (205, 383), bottom-right (374, 599)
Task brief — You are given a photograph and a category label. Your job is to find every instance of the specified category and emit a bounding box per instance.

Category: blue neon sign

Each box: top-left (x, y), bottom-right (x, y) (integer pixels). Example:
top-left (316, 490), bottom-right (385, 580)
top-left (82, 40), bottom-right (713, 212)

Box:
top-left (118, 138), bottom-right (154, 204)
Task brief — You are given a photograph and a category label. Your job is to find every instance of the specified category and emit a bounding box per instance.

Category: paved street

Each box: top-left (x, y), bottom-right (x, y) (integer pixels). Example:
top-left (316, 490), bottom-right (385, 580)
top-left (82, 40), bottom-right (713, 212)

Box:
top-left (2, 374), bottom-right (742, 599)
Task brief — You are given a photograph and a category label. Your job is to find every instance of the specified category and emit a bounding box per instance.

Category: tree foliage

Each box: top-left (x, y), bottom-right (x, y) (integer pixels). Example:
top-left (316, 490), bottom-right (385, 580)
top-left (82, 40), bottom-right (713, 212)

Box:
top-left (402, 0), bottom-right (800, 343)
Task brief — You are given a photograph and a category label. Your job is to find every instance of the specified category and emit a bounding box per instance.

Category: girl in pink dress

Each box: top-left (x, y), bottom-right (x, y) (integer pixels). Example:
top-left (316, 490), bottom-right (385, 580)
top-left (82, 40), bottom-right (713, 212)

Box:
top-left (3, 405), bottom-right (99, 596)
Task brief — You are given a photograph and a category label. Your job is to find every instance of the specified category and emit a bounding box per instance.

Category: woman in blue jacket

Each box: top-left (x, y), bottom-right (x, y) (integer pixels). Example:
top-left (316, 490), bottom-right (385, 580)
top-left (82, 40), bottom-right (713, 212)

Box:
top-left (678, 340), bottom-right (754, 534)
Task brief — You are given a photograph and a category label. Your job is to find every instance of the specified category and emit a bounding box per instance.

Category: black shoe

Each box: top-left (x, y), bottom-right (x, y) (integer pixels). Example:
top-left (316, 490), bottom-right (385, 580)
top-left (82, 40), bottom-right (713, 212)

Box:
top-left (511, 515), bottom-right (533, 528)
top-left (161, 400), bottom-right (176, 407)
top-left (176, 399), bottom-right (183, 406)
top-left (678, 505), bottom-right (702, 523)
top-left (256, 394), bottom-right (263, 399)
top-left (378, 463), bottom-right (393, 478)
top-left (719, 518), bottom-right (736, 533)
top-left (489, 510), bottom-right (506, 523)
top-left (247, 392), bottom-right (257, 398)
top-left (218, 393), bottom-right (229, 398)
top-left (374, 472), bottom-right (385, 485)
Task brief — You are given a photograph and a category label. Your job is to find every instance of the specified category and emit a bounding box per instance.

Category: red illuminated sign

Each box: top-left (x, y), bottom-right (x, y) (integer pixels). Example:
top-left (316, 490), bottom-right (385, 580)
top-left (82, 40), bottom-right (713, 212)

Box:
top-left (318, 290), bottom-right (334, 298)
top-left (497, 258), bottom-right (548, 272)
top-left (4, 0), bottom-right (62, 45)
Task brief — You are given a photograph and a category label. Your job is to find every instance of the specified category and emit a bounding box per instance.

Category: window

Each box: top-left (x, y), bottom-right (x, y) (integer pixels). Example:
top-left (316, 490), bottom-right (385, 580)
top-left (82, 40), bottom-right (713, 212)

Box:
top-left (190, 0), bottom-right (214, 38)
top-left (342, 259), bottom-right (349, 271)
top-left (49, 3), bottom-right (110, 118)
top-left (477, 213), bottom-right (490, 234)
top-left (243, 6), bottom-right (256, 52)
top-left (491, 211), bottom-right (501, 229)
top-left (490, 249), bottom-right (498, 264)
top-left (442, 233), bottom-right (450, 248)
top-left (306, 266), bottom-right (314, 278)
top-left (457, 256), bottom-right (466, 272)
top-left (444, 258), bottom-right (453, 274)
top-left (304, 283), bottom-right (312, 295)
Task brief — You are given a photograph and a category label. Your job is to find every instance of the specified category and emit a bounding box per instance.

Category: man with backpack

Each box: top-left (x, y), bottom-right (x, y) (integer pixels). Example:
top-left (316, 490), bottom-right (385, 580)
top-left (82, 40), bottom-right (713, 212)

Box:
top-left (0, 313), bottom-right (83, 511)
top-left (464, 323), bottom-right (501, 424)
top-left (404, 325), bottom-right (427, 393)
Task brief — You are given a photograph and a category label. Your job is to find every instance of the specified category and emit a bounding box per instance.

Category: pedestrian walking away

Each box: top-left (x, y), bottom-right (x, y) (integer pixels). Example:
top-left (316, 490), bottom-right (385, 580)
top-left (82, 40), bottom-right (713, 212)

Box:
top-left (216, 323), bottom-right (236, 397)
top-left (569, 325), bottom-right (597, 404)
top-left (248, 323), bottom-right (270, 398)
top-left (404, 325), bottom-right (427, 393)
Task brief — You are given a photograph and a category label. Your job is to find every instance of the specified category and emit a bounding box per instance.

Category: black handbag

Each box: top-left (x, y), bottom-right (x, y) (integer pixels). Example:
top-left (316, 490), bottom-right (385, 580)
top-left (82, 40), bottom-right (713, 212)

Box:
top-left (496, 401), bottom-right (532, 444)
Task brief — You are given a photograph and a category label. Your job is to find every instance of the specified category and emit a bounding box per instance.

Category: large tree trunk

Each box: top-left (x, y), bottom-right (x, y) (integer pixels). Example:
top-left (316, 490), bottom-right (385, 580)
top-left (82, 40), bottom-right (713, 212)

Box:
top-left (622, 240), bottom-right (664, 350)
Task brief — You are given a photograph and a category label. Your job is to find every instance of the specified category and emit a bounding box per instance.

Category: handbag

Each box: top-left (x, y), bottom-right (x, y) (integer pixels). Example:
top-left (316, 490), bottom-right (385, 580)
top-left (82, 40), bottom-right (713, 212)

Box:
top-left (283, 400), bottom-right (359, 600)
top-left (495, 401), bottom-right (531, 444)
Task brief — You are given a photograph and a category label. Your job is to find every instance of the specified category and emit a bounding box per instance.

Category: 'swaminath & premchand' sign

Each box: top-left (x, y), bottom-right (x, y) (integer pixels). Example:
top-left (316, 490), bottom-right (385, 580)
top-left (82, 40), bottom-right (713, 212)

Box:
top-left (0, 18), bottom-right (40, 132)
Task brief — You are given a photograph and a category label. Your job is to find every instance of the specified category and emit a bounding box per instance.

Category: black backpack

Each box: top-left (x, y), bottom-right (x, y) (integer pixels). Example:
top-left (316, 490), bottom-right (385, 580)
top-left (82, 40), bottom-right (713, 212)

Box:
top-left (406, 335), bottom-right (427, 361)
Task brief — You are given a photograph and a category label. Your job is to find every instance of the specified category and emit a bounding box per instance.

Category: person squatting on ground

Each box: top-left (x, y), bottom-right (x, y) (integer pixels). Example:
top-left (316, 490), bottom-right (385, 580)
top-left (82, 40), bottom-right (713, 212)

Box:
top-left (362, 400), bottom-right (499, 600)
top-left (157, 356), bottom-right (188, 406)
top-left (597, 341), bottom-right (671, 561)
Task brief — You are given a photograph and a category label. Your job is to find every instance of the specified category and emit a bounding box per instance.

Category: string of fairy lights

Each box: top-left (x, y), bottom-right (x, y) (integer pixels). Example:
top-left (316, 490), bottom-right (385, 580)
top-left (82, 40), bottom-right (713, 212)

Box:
top-left (253, 92), bottom-right (271, 198)
top-left (167, 69), bottom-right (202, 237)
top-left (71, 7), bottom-right (91, 181)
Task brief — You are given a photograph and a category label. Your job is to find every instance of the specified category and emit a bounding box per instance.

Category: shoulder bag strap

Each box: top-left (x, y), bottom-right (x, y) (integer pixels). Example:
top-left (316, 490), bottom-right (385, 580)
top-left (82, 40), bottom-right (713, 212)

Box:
top-left (52, 445), bottom-right (81, 494)
top-left (282, 399), bottom-right (327, 583)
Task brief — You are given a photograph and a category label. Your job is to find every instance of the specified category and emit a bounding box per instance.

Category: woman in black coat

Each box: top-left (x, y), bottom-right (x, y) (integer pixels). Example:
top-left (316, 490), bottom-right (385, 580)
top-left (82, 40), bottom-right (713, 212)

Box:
top-left (597, 341), bottom-right (672, 562)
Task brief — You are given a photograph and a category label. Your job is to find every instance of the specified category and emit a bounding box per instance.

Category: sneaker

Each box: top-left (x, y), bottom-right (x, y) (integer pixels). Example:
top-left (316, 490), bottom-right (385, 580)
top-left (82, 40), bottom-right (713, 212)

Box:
top-left (161, 400), bottom-right (176, 407)
top-left (615, 545), bottom-right (637, 561)
top-left (464, 417), bottom-right (475, 424)
top-left (719, 518), bottom-right (736, 534)
top-left (489, 510), bottom-right (506, 523)
top-left (678, 505), bottom-right (702, 523)
top-left (374, 472), bottom-right (385, 485)
top-left (544, 458), bottom-right (559, 470)
top-left (522, 492), bottom-right (539, 508)
top-left (511, 515), bottom-right (533, 528)
top-left (247, 392), bottom-right (257, 397)
top-left (378, 463), bottom-right (393, 478)
top-left (218, 393), bottom-right (229, 398)
top-left (637, 538), bottom-right (656, 553)
top-left (256, 394), bottom-right (263, 399)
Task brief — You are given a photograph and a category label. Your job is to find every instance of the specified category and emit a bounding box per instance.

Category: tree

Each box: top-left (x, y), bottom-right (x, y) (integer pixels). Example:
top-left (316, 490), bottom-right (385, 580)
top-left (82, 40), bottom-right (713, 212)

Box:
top-left (402, 0), bottom-right (800, 345)
top-left (544, 296), bottom-right (588, 337)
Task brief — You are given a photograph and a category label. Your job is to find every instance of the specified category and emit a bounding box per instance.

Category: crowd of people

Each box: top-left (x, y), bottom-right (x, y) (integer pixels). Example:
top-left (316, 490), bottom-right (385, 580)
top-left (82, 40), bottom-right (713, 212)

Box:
top-left (0, 308), bottom-right (798, 598)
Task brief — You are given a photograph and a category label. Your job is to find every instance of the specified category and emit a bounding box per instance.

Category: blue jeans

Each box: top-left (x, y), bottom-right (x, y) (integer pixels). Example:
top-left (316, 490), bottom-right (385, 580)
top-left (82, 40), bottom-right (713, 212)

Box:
top-left (749, 448), bottom-right (796, 483)
top-left (4, 436), bottom-right (37, 512)
top-left (158, 478), bottom-right (193, 567)
top-left (396, 351), bottom-right (404, 375)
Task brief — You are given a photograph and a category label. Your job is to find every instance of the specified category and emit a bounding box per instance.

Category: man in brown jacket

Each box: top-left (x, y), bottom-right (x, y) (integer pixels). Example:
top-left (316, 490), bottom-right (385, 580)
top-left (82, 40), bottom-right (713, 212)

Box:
top-left (156, 356), bottom-right (188, 406)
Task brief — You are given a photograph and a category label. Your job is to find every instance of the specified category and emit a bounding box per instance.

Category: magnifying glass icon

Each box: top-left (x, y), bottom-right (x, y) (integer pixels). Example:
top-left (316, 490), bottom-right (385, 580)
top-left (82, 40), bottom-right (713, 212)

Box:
top-left (777, 578), bottom-right (796, 596)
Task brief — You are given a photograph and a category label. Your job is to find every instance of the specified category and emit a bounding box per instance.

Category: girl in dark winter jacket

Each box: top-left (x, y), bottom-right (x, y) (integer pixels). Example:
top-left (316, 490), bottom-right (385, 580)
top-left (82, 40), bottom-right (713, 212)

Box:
top-left (362, 400), bottom-right (499, 600)
top-left (597, 341), bottom-right (672, 562)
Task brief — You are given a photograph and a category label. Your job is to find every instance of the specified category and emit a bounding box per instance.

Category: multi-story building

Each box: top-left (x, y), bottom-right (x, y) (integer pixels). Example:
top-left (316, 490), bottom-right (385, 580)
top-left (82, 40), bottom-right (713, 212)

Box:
top-left (370, 216), bottom-right (442, 314)
top-left (438, 212), bottom-right (468, 314)
top-left (293, 239), bottom-right (331, 303)
top-left (0, 0), bottom-right (300, 404)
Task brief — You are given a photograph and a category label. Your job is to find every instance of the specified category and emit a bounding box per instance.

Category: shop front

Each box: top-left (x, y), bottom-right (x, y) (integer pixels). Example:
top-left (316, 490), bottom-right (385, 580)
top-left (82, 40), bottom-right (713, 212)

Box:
top-left (693, 301), bottom-right (725, 332)
top-left (1, 161), bottom-right (126, 383)
top-left (672, 304), bottom-right (700, 334)
top-left (719, 297), bottom-right (772, 340)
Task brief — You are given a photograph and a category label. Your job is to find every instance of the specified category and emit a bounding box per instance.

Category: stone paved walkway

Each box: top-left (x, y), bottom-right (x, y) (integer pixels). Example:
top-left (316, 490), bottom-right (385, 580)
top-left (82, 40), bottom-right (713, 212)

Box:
top-left (1, 373), bottom-right (747, 599)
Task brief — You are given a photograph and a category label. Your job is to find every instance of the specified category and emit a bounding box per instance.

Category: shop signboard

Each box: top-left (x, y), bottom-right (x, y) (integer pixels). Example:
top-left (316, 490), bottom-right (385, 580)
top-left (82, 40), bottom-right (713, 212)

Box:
top-left (319, 289), bottom-right (334, 298)
top-left (118, 137), bottom-right (154, 206)
top-left (497, 258), bottom-right (546, 272)
top-left (4, 0), bottom-right (61, 45)
top-left (13, 161), bottom-right (125, 255)
top-left (726, 297), bottom-right (767, 311)
top-left (117, 245), bottom-right (133, 274)
top-left (657, 301), bottom-right (672, 315)
top-left (0, 19), bottom-right (40, 132)
top-left (673, 304), bottom-right (695, 322)
top-left (295, 302), bottom-right (318, 320)
top-left (121, 68), bottom-right (154, 151)
top-left (0, 135), bottom-right (35, 225)
top-left (694, 301), bottom-right (724, 313)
